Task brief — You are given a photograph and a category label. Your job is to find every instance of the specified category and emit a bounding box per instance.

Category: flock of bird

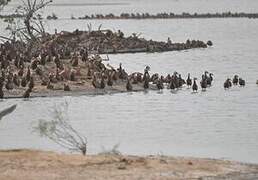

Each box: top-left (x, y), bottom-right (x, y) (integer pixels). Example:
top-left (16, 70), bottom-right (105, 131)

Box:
top-left (120, 66), bottom-right (247, 93)
top-left (0, 40), bottom-right (254, 99)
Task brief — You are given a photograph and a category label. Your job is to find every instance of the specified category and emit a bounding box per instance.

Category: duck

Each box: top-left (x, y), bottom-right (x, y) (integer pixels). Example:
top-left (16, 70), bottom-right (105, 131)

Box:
top-left (224, 78), bottom-right (232, 89)
top-left (192, 78), bottom-right (198, 92)
top-left (28, 77), bottom-right (34, 90)
top-left (169, 79), bottom-right (176, 90)
top-left (5, 79), bottom-right (14, 90)
top-left (143, 78), bottom-right (149, 89)
top-left (107, 73), bottom-right (113, 86)
top-left (21, 76), bottom-right (27, 87)
top-left (206, 73), bottom-right (213, 86)
top-left (13, 74), bottom-right (20, 87)
top-left (100, 77), bottom-right (105, 89)
top-left (0, 81), bottom-right (3, 98)
top-left (186, 73), bottom-right (192, 87)
top-left (47, 81), bottom-right (54, 90)
top-left (200, 75), bottom-right (207, 90)
top-left (156, 78), bottom-right (164, 90)
top-left (0, 88), bottom-right (3, 99)
top-left (239, 78), bottom-right (245, 86)
top-left (233, 75), bottom-right (238, 85)
top-left (126, 79), bottom-right (132, 91)
top-left (64, 84), bottom-right (71, 91)
top-left (26, 66), bottom-right (31, 81)
top-left (178, 74), bottom-right (185, 88)
top-left (23, 88), bottom-right (31, 98)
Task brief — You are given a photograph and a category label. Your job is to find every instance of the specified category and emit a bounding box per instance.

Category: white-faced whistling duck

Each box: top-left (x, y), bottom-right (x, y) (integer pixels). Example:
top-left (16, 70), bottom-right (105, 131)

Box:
top-left (107, 73), bottom-right (113, 86)
top-left (0, 81), bottom-right (3, 98)
top-left (28, 77), bottom-right (34, 90)
top-left (178, 74), bottom-right (185, 88)
top-left (26, 66), bottom-right (31, 81)
top-left (5, 79), bottom-right (14, 90)
top-left (192, 78), bottom-right (198, 92)
top-left (156, 78), bottom-right (164, 90)
top-left (224, 78), bottom-right (232, 89)
top-left (233, 75), bottom-right (238, 85)
top-left (13, 74), bottom-right (20, 87)
top-left (64, 84), bottom-right (71, 91)
top-left (143, 78), bottom-right (149, 89)
top-left (207, 73), bottom-right (213, 86)
top-left (126, 79), bottom-right (132, 91)
top-left (169, 79), bottom-right (176, 90)
top-left (200, 75), bottom-right (207, 90)
top-left (143, 67), bottom-right (150, 82)
top-left (186, 73), bottom-right (192, 87)
top-left (47, 81), bottom-right (54, 90)
top-left (0, 88), bottom-right (3, 98)
top-left (239, 78), bottom-right (245, 86)
top-left (21, 76), bottom-right (27, 87)
top-left (18, 68), bottom-right (24, 77)
top-left (23, 88), bottom-right (31, 98)
top-left (100, 77), bottom-right (105, 89)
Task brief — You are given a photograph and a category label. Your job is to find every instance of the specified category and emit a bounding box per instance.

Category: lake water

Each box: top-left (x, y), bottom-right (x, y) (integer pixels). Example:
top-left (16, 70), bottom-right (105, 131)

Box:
top-left (0, 0), bottom-right (258, 163)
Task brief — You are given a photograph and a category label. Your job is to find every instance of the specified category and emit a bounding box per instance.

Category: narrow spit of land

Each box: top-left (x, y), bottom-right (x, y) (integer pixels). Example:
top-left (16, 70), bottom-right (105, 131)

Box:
top-left (0, 149), bottom-right (258, 180)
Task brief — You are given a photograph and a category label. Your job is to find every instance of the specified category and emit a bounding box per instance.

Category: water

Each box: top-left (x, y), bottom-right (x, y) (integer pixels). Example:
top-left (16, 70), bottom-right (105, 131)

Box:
top-left (0, 0), bottom-right (258, 164)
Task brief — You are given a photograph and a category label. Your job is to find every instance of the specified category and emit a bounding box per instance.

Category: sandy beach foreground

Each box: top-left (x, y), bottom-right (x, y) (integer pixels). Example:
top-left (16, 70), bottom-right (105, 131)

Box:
top-left (0, 149), bottom-right (257, 180)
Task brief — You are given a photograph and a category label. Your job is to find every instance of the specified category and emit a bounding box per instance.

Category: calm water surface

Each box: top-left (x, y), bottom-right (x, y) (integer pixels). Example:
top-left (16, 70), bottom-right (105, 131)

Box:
top-left (0, 1), bottom-right (258, 163)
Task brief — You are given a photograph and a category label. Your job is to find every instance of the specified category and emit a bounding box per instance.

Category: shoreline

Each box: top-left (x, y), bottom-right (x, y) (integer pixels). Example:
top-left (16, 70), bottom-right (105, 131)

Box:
top-left (2, 83), bottom-right (158, 99)
top-left (2, 12), bottom-right (258, 20)
top-left (0, 149), bottom-right (257, 180)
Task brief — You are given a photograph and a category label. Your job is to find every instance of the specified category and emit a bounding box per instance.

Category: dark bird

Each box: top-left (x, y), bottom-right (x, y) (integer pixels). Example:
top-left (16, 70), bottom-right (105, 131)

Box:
top-left (192, 78), bottom-right (198, 92)
top-left (47, 81), bottom-right (54, 90)
top-left (0, 88), bottom-right (3, 99)
top-left (13, 74), bottom-right (20, 87)
top-left (156, 79), bottom-right (164, 90)
top-left (100, 77), bottom-right (105, 89)
top-left (107, 73), bottom-right (113, 86)
top-left (64, 84), bottom-right (71, 91)
top-left (224, 78), bottom-right (232, 89)
top-left (239, 78), bottom-right (245, 86)
top-left (143, 78), bottom-right (149, 89)
top-left (200, 75), bottom-right (207, 90)
top-left (26, 66), bottom-right (31, 81)
top-left (207, 73), bottom-right (213, 86)
top-left (5, 80), bottom-right (14, 90)
top-left (0, 105), bottom-right (17, 120)
top-left (21, 76), bottom-right (27, 87)
top-left (28, 77), bottom-right (34, 90)
top-left (233, 75), bottom-right (238, 85)
top-left (186, 73), bottom-right (192, 87)
top-left (126, 79), bottom-right (132, 91)
top-left (23, 88), bottom-right (32, 98)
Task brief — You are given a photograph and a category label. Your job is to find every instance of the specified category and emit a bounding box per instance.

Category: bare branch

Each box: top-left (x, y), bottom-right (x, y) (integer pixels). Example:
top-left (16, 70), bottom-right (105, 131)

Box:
top-left (33, 102), bottom-right (87, 155)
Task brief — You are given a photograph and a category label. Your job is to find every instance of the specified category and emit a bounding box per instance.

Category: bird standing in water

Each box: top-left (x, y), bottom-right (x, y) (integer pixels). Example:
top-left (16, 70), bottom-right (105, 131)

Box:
top-left (126, 79), bottom-right (132, 91)
top-left (224, 78), bottom-right (232, 89)
top-left (192, 78), bottom-right (198, 92)
top-left (233, 75), bottom-right (238, 85)
top-left (200, 75), bottom-right (207, 91)
top-left (186, 73), bottom-right (192, 87)
top-left (239, 78), bottom-right (245, 87)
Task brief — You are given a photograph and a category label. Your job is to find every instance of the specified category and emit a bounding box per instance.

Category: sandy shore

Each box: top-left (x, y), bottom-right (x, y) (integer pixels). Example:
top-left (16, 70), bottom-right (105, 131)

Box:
top-left (0, 149), bottom-right (257, 180)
